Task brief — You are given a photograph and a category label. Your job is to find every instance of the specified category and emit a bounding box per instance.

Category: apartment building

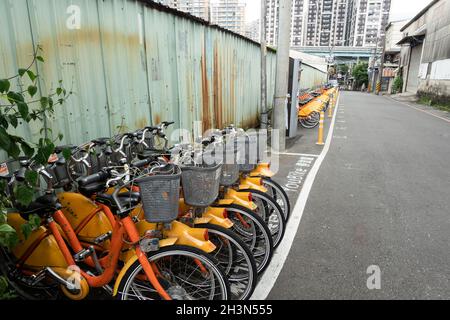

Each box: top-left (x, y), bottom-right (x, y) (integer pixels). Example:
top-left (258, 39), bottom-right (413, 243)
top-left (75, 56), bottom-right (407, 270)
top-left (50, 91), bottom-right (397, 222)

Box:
top-left (162, 0), bottom-right (211, 21)
top-left (266, 0), bottom-right (307, 47)
top-left (211, 0), bottom-right (246, 35)
top-left (245, 19), bottom-right (261, 42)
top-left (304, 0), bottom-right (349, 46)
top-left (266, 0), bottom-right (391, 48)
top-left (346, 0), bottom-right (391, 47)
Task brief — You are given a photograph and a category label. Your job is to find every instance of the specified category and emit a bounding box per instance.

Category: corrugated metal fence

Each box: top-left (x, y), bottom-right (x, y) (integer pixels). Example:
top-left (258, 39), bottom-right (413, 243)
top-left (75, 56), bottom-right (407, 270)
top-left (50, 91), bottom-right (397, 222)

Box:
top-left (0, 0), bottom-right (277, 147)
top-left (298, 63), bottom-right (327, 91)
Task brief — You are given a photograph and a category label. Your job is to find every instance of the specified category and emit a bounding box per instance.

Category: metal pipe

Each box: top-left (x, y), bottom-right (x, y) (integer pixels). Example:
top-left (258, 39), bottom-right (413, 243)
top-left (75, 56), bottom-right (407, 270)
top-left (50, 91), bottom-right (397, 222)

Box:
top-left (272, 0), bottom-right (292, 152)
top-left (260, 0), bottom-right (268, 129)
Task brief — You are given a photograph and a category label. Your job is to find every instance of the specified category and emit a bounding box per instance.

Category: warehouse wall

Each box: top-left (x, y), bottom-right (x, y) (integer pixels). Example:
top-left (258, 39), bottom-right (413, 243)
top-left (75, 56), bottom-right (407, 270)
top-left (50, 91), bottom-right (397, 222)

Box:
top-left (0, 0), bottom-right (277, 147)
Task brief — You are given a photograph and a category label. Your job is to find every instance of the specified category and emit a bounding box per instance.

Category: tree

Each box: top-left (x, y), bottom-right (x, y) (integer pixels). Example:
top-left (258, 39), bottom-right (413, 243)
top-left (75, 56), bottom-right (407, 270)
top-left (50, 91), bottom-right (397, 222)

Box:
top-left (352, 62), bottom-right (369, 88)
top-left (337, 64), bottom-right (349, 75)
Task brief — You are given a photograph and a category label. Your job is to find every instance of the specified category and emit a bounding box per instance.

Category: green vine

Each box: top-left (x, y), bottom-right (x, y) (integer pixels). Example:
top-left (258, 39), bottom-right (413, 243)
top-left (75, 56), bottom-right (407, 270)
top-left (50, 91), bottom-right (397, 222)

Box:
top-left (0, 45), bottom-right (71, 250)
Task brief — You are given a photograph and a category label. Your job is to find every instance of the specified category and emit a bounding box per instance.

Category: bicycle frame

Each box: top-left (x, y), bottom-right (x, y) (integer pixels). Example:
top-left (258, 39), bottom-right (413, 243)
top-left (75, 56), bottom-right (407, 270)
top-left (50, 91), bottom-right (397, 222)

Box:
top-left (47, 208), bottom-right (172, 300)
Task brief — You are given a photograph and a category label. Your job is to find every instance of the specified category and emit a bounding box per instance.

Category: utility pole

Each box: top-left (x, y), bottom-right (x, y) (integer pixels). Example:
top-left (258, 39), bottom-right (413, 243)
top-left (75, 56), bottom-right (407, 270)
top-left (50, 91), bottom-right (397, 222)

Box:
top-left (260, 0), bottom-right (268, 129)
top-left (376, 34), bottom-right (386, 95)
top-left (272, 0), bottom-right (292, 152)
top-left (371, 36), bottom-right (380, 93)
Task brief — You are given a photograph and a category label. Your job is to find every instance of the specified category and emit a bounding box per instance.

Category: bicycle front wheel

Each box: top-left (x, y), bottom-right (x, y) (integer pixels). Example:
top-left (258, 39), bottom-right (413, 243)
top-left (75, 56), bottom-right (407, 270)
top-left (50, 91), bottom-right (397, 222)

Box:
top-left (116, 245), bottom-right (230, 300)
top-left (241, 189), bottom-right (286, 248)
top-left (195, 223), bottom-right (257, 300)
top-left (262, 177), bottom-right (291, 220)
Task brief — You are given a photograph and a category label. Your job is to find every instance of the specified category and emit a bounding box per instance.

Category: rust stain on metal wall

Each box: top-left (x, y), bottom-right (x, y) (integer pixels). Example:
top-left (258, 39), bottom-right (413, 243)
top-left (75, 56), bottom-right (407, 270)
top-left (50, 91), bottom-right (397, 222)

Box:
top-left (201, 46), bottom-right (211, 131)
top-left (213, 42), bottom-right (223, 128)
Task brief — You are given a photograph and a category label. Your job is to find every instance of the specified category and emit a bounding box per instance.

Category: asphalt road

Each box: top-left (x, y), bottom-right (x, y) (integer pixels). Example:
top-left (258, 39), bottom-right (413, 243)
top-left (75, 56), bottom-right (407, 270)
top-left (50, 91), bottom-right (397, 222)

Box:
top-left (268, 91), bottom-right (450, 299)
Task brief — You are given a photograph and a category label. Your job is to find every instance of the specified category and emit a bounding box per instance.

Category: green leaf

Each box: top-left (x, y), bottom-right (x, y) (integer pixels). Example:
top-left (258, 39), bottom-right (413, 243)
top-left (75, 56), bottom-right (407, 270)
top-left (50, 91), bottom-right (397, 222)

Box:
top-left (20, 223), bottom-right (33, 240)
top-left (0, 213), bottom-right (6, 225)
top-left (25, 170), bottom-right (38, 185)
top-left (28, 85), bottom-right (38, 97)
top-left (58, 133), bottom-right (63, 141)
top-left (0, 114), bottom-right (9, 129)
top-left (62, 148), bottom-right (72, 160)
top-left (0, 79), bottom-right (10, 93)
top-left (28, 214), bottom-right (41, 229)
top-left (40, 97), bottom-right (48, 109)
top-left (8, 142), bottom-right (21, 159)
top-left (0, 223), bottom-right (15, 234)
top-left (0, 127), bottom-right (11, 152)
top-left (56, 87), bottom-right (63, 96)
top-left (17, 102), bottom-right (29, 120)
top-left (26, 70), bottom-right (37, 82)
top-left (18, 69), bottom-right (27, 77)
top-left (14, 184), bottom-right (34, 206)
top-left (34, 142), bottom-right (55, 165)
top-left (21, 142), bottom-right (34, 158)
top-left (7, 92), bottom-right (24, 104)
top-left (36, 56), bottom-right (44, 62)
top-left (8, 115), bottom-right (18, 128)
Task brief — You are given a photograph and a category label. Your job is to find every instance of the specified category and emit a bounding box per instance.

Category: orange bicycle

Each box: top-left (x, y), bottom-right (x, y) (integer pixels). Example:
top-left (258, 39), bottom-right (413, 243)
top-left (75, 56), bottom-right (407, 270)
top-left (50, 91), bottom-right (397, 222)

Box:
top-left (0, 159), bottom-right (230, 300)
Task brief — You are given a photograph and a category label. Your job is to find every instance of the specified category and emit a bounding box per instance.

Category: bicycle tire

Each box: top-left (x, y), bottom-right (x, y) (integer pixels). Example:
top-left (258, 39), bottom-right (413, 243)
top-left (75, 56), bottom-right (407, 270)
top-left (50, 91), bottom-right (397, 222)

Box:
top-left (262, 177), bottom-right (291, 220)
top-left (240, 189), bottom-right (286, 248)
top-left (195, 223), bottom-right (257, 300)
top-left (219, 204), bottom-right (274, 274)
top-left (116, 245), bottom-right (230, 300)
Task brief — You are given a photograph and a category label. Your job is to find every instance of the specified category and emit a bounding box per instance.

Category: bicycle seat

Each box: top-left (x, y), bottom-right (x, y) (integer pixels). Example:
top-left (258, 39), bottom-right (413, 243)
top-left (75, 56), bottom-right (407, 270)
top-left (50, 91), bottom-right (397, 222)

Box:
top-left (54, 145), bottom-right (77, 154)
top-left (18, 193), bottom-right (61, 220)
top-left (137, 149), bottom-right (162, 160)
top-left (95, 192), bottom-right (140, 212)
top-left (92, 137), bottom-right (110, 146)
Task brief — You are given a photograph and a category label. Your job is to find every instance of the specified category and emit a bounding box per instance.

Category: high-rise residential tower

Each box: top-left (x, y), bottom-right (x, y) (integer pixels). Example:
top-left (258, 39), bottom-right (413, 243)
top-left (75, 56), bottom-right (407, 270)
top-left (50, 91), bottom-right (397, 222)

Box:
top-left (211, 0), bottom-right (247, 35)
top-left (163, 0), bottom-right (211, 21)
top-left (265, 0), bottom-right (391, 48)
top-left (346, 0), bottom-right (391, 47)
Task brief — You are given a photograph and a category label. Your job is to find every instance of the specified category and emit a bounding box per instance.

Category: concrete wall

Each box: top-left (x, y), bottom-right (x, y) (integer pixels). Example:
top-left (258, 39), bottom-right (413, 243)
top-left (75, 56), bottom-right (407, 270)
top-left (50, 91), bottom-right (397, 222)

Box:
top-left (399, 0), bottom-right (450, 101)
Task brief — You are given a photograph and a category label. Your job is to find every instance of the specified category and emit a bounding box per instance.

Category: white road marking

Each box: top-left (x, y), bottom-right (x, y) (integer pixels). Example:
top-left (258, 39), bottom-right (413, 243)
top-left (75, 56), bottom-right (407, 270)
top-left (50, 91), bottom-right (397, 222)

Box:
top-left (386, 96), bottom-right (450, 124)
top-left (251, 94), bottom-right (341, 300)
top-left (273, 152), bottom-right (320, 157)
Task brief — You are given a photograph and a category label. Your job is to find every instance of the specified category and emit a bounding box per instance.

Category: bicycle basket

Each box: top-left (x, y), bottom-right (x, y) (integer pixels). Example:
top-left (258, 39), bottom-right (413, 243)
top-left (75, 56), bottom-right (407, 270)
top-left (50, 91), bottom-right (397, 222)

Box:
top-left (203, 143), bottom-right (240, 187)
top-left (136, 170), bottom-right (181, 223)
top-left (181, 163), bottom-right (222, 207)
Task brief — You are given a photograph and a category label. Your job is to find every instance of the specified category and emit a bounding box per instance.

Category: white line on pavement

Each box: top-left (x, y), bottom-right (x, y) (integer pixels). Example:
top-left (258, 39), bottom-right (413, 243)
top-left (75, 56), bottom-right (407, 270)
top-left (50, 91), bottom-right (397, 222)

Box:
top-left (251, 94), bottom-right (341, 300)
top-left (387, 96), bottom-right (450, 124)
top-left (273, 152), bottom-right (320, 157)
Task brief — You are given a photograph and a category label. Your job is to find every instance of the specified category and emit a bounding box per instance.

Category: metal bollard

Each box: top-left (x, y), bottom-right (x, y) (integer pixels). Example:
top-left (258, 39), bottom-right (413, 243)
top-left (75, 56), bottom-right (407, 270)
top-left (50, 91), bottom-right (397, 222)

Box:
top-left (316, 111), bottom-right (325, 146)
top-left (328, 94), bottom-right (333, 118)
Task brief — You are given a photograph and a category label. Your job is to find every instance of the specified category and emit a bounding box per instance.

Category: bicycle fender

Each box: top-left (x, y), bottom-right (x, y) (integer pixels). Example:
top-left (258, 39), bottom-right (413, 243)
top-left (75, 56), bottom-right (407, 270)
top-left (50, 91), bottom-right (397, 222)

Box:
top-left (201, 212), bottom-right (234, 229)
top-left (224, 189), bottom-right (258, 211)
top-left (113, 250), bottom-right (139, 296)
top-left (113, 237), bottom-right (178, 296)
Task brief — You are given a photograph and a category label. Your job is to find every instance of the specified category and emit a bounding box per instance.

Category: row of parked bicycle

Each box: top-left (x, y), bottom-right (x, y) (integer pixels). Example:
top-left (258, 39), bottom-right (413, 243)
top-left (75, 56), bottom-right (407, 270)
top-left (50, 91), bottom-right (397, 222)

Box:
top-left (0, 123), bottom-right (290, 300)
top-left (298, 85), bottom-right (339, 128)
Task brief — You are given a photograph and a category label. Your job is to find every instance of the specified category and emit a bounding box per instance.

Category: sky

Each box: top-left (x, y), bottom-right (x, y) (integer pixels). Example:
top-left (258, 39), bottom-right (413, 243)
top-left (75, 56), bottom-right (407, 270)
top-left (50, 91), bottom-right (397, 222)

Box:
top-left (241, 0), bottom-right (433, 23)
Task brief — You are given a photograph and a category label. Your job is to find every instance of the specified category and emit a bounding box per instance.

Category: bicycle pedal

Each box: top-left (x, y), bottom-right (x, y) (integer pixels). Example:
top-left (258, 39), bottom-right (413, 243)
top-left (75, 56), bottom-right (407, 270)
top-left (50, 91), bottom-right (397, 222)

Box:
top-left (93, 231), bottom-right (112, 244)
top-left (30, 269), bottom-right (47, 285)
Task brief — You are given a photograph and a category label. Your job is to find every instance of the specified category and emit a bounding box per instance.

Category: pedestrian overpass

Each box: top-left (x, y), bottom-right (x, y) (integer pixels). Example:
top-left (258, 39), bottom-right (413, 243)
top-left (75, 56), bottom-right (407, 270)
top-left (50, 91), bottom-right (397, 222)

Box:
top-left (292, 46), bottom-right (374, 63)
